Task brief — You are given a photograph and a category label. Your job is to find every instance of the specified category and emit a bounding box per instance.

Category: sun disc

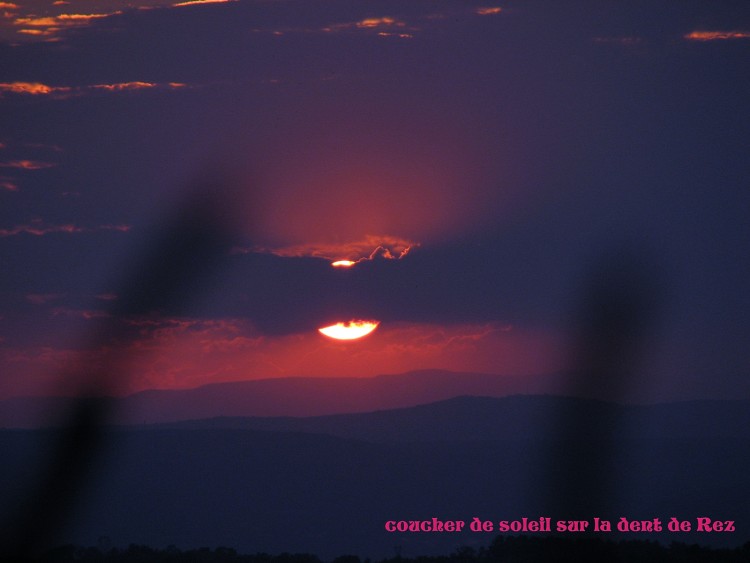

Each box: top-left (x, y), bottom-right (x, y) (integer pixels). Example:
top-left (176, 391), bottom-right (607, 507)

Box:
top-left (331, 260), bottom-right (356, 268)
top-left (318, 320), bottom-right (379, 340)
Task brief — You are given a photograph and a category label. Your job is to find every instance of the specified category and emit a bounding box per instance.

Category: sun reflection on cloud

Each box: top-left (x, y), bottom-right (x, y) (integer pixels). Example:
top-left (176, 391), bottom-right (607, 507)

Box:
top-left (240, 235), bottom-right (418, 264)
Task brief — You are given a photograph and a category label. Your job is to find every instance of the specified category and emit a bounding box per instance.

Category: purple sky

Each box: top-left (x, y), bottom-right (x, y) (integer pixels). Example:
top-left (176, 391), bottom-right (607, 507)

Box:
top-left (1, 0), bottom-right (749, 402)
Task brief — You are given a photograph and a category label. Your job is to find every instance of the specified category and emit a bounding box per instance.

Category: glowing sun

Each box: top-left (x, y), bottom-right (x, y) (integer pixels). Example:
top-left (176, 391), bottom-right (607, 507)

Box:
top-left (318, 320), bottom-right (379, 340)
top-left (331, 260), bottom-right (356, 268)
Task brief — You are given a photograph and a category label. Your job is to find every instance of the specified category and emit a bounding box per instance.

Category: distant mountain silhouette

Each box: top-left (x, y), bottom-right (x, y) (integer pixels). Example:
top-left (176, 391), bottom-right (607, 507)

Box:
top-left (1, 395), bottom-right (748, 559)
top-left (0, 370), bottom-right (563, 428)
top-left (149, 394), bottom-right (750, 443)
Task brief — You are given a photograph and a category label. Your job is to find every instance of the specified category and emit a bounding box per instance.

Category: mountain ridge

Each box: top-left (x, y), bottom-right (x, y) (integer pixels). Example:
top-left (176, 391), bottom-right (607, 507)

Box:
top-left (142, 393), bottom-right (750, 443)
top-left (0, 369), bottom-right (563, 427)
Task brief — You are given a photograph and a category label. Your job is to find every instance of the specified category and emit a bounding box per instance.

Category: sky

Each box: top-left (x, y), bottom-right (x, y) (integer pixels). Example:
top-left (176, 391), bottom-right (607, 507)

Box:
top-left (0, 0), bottom-right (749, 402)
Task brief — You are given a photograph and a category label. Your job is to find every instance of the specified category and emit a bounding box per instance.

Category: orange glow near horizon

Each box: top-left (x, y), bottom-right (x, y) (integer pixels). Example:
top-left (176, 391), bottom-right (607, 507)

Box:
top-left (331, 260), bottom-right (356, 268)
top-left (318, 320), bottom-right (379, 340)
top-left (0, 318), bottom-right (565, 399)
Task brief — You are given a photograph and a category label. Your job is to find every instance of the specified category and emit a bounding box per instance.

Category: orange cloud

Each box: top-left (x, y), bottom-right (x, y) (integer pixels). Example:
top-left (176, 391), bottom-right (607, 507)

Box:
top-left (173, 0), bottom-right (235, 6)
top-left (12, 12), bottom-right (115, 38)
top-left (0, 222), bottom-right (131, 237)
top-left (356, 17), bottom-right (403, 28)
top-left (0, 159), bottom-right (56, 169)
top-left (249, 16), bottom-right (418, 38)
top-left (0, 82), bottom-right (71, 95)
top-left (0, 81), bottom-right (187, 98)
top-left (0, 2), bottom-right (19, 8)
top-left (684, 30), bottom-right (750, 41)
top-left (246, 234), bottom-right (418, 263)
top-left (8, 10), bottom-right (120, 41)
top-left (0, 179), bottom-right (18, 191)
top-left (14, 16), bottom-right (58, 26)
top-left (92, 81), bottom-right (157, 91)
top-left (323, 16), bottom-right (410, 34)
top-left (14, 13), bottom-right (113, 26)
top-left (92, 81), bottom-right (187, 91)
top-left (475, 7), bottom-right (502, 16)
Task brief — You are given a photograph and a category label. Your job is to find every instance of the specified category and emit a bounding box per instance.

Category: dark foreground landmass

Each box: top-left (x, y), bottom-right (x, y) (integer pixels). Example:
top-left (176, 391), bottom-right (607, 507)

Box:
top-left (40, 536), bottom-right (750, 563)
top-left (2, 396), bottom-right (748, 559)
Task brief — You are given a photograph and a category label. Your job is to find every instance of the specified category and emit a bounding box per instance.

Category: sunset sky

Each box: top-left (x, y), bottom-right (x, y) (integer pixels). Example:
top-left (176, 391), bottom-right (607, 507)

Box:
top-left (1, 0), bottom-right (748, 402)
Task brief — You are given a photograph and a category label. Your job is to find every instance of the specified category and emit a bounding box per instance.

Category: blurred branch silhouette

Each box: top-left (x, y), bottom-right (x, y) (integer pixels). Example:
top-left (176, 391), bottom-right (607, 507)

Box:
top-left (0, 176), bottom-right (244, 560)
top-left (547, 245), bottom-right (664, 519)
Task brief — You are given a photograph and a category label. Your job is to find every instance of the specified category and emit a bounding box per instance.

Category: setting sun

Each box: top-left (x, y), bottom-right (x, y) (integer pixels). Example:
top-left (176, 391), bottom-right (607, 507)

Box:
top-left (318, 320), bottom-right (379, 340)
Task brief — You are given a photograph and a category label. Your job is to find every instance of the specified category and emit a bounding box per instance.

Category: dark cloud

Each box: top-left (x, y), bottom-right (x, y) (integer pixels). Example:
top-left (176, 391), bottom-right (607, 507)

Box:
top-left (0, 222), bottom-right (130, 236)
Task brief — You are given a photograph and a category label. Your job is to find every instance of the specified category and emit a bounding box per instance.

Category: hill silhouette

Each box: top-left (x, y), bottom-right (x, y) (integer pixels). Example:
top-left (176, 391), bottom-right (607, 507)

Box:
top-left (0, 370), bottom-right (562, 428)
top-left (148, 394), bottom-right (750, 443)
